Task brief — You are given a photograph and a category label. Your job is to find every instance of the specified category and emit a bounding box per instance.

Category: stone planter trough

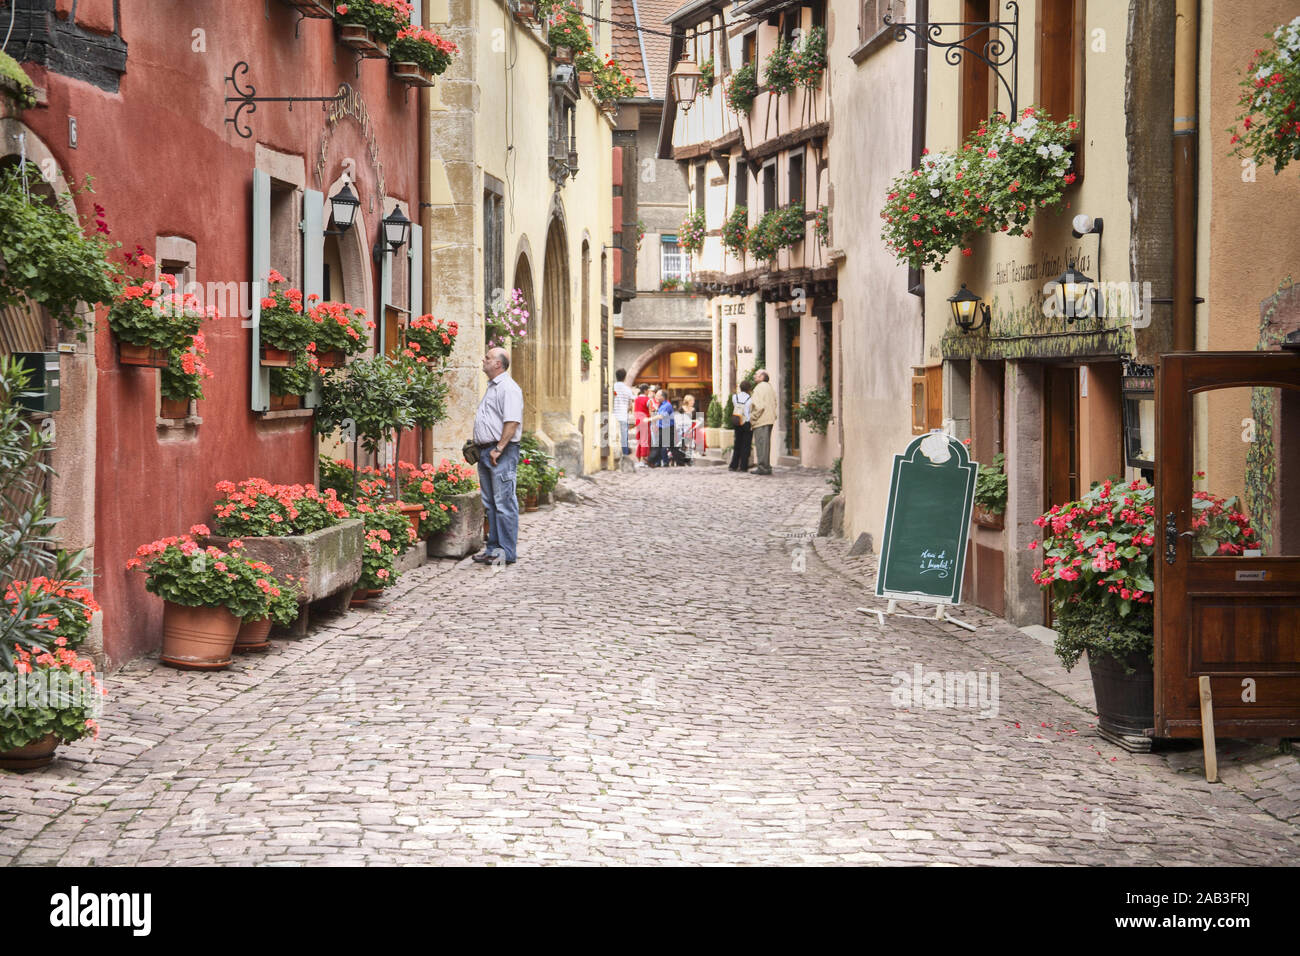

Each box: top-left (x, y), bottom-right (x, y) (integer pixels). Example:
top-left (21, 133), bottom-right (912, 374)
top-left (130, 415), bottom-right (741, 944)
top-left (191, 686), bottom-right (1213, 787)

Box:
top-left (427, 489), bottom-right (485, 559)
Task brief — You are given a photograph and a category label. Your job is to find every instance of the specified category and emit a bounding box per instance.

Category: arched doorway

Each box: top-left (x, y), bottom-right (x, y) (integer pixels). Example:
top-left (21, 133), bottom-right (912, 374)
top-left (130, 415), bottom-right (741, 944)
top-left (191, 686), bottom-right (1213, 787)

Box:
top-left (540, 216), bottom-right (571, 412)
top-left (510, 252), bottom-right (539, 431)
top-left (627, 341), bottom-right (714, 404)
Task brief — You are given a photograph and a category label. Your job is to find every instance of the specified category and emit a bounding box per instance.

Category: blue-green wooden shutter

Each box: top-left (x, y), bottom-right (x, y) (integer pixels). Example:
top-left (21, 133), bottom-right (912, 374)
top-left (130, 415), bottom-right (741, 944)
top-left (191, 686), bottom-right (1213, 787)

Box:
top-left (379, 235), bottom-right (392, 354)
top-left (251, 169), bottom-right (271, 412)
top-left (302, 188), bottom-right (324, 409)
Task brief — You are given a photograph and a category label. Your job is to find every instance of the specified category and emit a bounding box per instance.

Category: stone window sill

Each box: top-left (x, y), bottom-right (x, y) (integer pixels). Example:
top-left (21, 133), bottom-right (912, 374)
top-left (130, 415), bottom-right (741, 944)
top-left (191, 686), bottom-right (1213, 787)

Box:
top-left (257, 408), bottom-right (315, 421)
top-left (850, 28), bottom-right (895, 65)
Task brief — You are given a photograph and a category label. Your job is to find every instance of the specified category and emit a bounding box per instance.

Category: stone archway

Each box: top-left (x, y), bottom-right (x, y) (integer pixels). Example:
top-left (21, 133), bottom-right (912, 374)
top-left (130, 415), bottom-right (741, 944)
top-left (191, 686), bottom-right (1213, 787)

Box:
top-left (626, 339), bottom-right (714, 386)
top-left (510, 251), bottom-right (539, 431)
top-left (540, 216), bottom-right (571, 411)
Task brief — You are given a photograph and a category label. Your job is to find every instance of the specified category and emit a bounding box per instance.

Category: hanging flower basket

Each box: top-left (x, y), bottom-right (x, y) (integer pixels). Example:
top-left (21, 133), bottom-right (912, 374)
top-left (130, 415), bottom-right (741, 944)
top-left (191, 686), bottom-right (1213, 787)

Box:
top-left (119, 343), bottom-right (169, 367)
top-left (392, 61), bottom-right (436, 87)
top-left (281, 0), bottom-right (333, 17)
top-left (260, 346), bottom-right (296, 367)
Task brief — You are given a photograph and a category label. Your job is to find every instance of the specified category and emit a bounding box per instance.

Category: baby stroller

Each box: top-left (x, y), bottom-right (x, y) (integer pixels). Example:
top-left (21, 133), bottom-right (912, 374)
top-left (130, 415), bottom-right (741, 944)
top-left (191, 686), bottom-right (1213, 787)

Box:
top-left (670, 413), bottom-right (693, 466)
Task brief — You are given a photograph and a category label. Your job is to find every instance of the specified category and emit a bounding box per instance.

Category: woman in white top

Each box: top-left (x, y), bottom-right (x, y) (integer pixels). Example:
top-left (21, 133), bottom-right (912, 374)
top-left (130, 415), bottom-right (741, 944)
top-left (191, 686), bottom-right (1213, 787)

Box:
top-left (729, 380), bottom-right (754, 472)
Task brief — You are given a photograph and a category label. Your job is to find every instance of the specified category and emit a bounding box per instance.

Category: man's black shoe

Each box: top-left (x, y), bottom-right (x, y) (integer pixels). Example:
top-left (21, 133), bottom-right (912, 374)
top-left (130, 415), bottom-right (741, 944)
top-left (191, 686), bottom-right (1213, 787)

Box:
top-left (470, 551), bottom-right (497, 564)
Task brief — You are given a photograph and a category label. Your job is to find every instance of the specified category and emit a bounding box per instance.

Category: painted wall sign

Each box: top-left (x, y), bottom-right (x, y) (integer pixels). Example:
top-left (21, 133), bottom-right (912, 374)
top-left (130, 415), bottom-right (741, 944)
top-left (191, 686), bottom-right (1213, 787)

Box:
top-left (993, 249), bottom-right (1093, 286)
top-left (315, 83), bottom-right (386, 208)
top-left (875, 432), bottom-right (977, 606)
top-left (722, 303), bottom-right (746, 316)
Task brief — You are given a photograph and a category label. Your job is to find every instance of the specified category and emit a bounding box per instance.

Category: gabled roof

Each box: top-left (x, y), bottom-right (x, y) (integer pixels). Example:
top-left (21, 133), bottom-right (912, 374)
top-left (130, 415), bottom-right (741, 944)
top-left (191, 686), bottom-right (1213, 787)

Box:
top-left (610, 0), bottom-right (684, 100)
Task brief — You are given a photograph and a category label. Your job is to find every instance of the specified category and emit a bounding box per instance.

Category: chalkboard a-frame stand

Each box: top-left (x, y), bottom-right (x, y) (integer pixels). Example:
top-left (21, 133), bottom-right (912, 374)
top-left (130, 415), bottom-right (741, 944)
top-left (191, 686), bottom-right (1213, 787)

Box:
top-left (874, 432), bottom-right (978, 606)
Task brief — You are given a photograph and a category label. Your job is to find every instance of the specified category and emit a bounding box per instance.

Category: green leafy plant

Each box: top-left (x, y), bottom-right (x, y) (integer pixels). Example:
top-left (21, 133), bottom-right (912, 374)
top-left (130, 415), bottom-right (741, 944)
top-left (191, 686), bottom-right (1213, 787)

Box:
top-left (794, 26), bottom-right (827, 88)
top-left (258, 271), bottom-right (314, 353)
top-left (0, 644), bottom-right (102, 752)
top-left (269, 350), bottom-right (314, 399)
top-left (1228, 19), bottom-right (1300, 176)
top-left (305, 299), bottom-right (372, 356)
top-left (211, 479), bottom-right (351, 537)
top-left (814, 204), bottom-right (830, 245)
top-left (706, 395), bottom-right (724, 428)
top-left (3, 578), bottom-right (100, 652)
top-left (679, 208), bottom-right (707, 255)
top-left (796, 384), bottom-right (832, 434)
top-left (547, 3), bottom-right (593, 54)
top-left (160, 332), bottom-right (213, 404)
top-left (725, 63), bottom-right (758, 115)
top-left (0, 163), bottom-right (118, 337)
top-left (359, 527), bottom-right (402, 590)
top-left (880, 106), bottom-right (1076, 271)
top-left (699, 55), bottom-right (714, 88)
top-left (973, 452), bottom-right (1007, 515)
top-left (316, 353), bottom-right (417, 454)
top-left (396, 468), bottom-right (454, 538)
top-left (723, 206), bottom-right (749, 256)
top-left (828, 457), bottom-right (841, 495)
top-left (390, 24), bottom-right (458, 75)
top-left (594, 57), bottom-right (637, 103)
top-left (333, 0), bottom-right (413, 45)
top-left (723, 394), bottom-right (735, 429)
top-left (357, 499), bottom-right (419, 555)
top-left (401, 357), bottom-right (451, 430)
top-left (764, 39), bottom-right (798, 95)
top-left (0, 50), bottom-right (37, 110)
top-left (486, 287), bottom-right (529, 349)
top-left (126, 530), bottom-right (285, 621)
top-left (580, 338), bottom-right (595, 365)
top-left (107, 250), bottom-right (208, 352)
top-left (1031, 478), bottom-right (1260, 671)
top-left (0, 358), bottom-right (90, 671)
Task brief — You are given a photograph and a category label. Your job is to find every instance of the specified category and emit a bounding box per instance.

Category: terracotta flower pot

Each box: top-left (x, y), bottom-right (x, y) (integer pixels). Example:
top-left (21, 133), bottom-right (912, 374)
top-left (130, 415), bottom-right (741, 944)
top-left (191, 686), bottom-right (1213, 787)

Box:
top-left (315, 350), bottom-right (346, 368)
top-left (514, 0), bottom-right (536, 20)
top-left (397, 501), bottom-right (424, 534)
top-left (552, 45), bottom-right (573, 64)
top-left (160, 602), bottom-right (240, 670)
top-left (578, 70), bottom-right (594, 87)
top-left (118, 342), bottom-right (169, 367)
top-left (972, 504), bottom-right (1005, 530)
top-left (349, 587), bottom-right (382, 608)
top-left (234, 616), bottom-right (273, 653)
top-left (160, 396), bottom-right (190, 419)
top-left (339, 24), bottom-right (388, 57)
top-left (525, 492), bottom-right (539, 512)
top-left (392, 61), bottom-right (435, 87)
top-left (0, 733), bottom-right (59, 772)
top-left (269, 393), bottom-right (304, 411)
top-left (260, 346), bottom-right (295, 367)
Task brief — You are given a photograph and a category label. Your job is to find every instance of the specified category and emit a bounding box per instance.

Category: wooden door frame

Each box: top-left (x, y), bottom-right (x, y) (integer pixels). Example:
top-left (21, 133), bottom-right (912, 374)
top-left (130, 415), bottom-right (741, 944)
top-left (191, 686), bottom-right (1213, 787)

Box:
top-left (1155, 350), bottom-right (1300, 738)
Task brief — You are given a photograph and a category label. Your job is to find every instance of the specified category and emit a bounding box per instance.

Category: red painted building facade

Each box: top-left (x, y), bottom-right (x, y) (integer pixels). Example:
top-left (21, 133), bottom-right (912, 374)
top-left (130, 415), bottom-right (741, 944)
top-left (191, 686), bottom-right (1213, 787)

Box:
top-left (5, 0), bottom-right (424, 665)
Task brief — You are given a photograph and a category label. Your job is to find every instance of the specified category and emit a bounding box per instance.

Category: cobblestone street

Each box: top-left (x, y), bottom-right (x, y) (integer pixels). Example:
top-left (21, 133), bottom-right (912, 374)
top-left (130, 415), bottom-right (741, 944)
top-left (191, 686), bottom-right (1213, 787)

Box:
top-left (2, 465), bottom-right (1299, 865)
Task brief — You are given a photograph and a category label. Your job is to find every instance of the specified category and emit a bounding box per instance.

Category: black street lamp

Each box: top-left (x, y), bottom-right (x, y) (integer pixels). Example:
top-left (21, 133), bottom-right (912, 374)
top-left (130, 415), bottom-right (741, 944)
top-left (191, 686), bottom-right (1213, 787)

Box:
top-left (1054, 260), bottom-right (1096, 321)
top-left (326, 183), bottom-right (360, 236)
top-left (949, 283), bottom-right (990, 333)
top-left (382, 205), bottom-right (411, 253)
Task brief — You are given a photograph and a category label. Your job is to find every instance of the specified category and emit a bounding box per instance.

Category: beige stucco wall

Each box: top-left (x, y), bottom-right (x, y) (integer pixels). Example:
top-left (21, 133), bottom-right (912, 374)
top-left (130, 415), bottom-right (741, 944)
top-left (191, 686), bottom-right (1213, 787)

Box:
top-left (430, 0), bottom-right (615, 473)
top-left (1198, 0), bottom-right (1300, 510)
top-left (830, 0), bottom-right (924, 547)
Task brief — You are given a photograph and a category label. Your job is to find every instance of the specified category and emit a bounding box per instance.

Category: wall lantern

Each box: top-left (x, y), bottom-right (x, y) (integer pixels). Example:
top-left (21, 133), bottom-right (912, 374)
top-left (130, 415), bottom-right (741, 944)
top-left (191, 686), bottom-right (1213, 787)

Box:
top-left (1121, 359), bottom-right (1156, 472)
top-left (382, 205), bottom-right (411, 253)
top-left (1054, 260), bottom-right (1097, 322)
top-left (948, 283), bottom-right (990, 333)
top-left (326, 183), bottom-right (360, 236)
top-left (670, 52), bottom-right (703, 112)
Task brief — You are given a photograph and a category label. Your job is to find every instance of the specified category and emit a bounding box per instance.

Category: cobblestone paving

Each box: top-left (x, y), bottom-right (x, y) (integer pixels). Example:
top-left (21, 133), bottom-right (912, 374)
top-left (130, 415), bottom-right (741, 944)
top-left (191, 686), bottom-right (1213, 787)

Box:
top-left (3, 465), bottom-right (1299, 865)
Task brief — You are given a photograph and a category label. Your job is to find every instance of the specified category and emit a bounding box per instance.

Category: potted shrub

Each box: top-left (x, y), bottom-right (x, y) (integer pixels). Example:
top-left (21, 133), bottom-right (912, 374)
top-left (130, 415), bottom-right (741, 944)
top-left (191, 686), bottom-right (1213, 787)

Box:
top-left (159, 332), bottom-right (213, 419)
top-left (352, 526), bottom-right (404, 605)
top-left (206, 480), bottom-right (364, 635)
top-left (418, 459), bottom-right (483, 559)
top-left (796, 384), bottom-right (832, 435)
top-left (546, 3), bottom-right (591, 63)
top-left (516, 459), bottom-right (541, 511)
top-left (390, 24), bottom-right (458, 86)
top-left (593, 56), bottom-right (636, 106)
top-left (235, 575), bottom-right (301, 653)
top-left (333, 0), bottom-right (411, 55)
top-left (127, 528), bottom-right (281, 670)
top-left (306, 299), bottom-right (372, 367)
top-left (575, 50), bottom-right (598, 87)
top-left (107, 252), bottom-right (209, 367)
top-left (258, 271), bottom-right (313, 366)
top-left (972, 452), bottom-right (1007, 529)
top-left (1030, 477), bottom-right (1261, 747)
top-left (0, 643), bottom-right (102, 771)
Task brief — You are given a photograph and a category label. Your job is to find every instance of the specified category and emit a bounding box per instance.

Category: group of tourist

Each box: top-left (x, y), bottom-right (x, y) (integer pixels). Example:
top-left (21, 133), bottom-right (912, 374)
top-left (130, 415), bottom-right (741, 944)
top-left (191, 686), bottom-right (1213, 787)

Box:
top-left (611, 367), bottom-right (777, 474)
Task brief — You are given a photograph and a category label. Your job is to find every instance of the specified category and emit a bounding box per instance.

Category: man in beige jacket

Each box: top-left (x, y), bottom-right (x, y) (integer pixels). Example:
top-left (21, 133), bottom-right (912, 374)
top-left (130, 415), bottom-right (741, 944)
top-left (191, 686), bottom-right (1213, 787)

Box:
top-left (748, 370), bottom-right (778, 475)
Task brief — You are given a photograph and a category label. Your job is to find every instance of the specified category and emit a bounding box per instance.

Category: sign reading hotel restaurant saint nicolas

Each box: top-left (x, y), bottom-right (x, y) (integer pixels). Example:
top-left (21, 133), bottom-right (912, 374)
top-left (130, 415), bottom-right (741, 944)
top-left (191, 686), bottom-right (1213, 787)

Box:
top-left (992, 248), bottom-right (1092, 285)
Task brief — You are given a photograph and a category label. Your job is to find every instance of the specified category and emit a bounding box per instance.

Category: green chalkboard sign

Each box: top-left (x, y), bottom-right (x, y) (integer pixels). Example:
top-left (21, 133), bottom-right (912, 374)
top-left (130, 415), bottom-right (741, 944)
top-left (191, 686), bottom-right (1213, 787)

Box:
top-left (875, 432), bottom-right (977, 605)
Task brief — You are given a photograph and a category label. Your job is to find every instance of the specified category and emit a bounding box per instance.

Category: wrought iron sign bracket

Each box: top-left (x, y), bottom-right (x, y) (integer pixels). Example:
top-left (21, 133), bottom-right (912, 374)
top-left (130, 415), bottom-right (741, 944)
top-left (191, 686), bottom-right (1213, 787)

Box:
top-left (884, 0), bottom-right (1020, 119)
top-left (224, 61), bottom-right (348, 140)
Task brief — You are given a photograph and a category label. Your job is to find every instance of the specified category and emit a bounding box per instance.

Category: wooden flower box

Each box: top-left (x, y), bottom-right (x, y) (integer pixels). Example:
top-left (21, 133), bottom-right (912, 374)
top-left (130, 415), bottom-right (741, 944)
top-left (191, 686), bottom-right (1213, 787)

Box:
top-left (281, 0), bottom-right (333, 17)
top-left (392, 62), bottom-right (437, 87)
top-left (577, 70), bottom-right (594, 87)
top-left (204, 518), bottom-right (364, 637)
top-left (260, 346), bottom-right (296, 367)
top-left (972, 504), bottom-right (1005, 530)
top-left (315, 350), bottom-right (346, 368)
top-left (269, 393), bottom-right (304, 411)
top-left (118, 342), bottom-right (169, 367)
top-left (339, 24), bottom-right (389, 58)
top-left (550, 45), bottom-right (573, 64)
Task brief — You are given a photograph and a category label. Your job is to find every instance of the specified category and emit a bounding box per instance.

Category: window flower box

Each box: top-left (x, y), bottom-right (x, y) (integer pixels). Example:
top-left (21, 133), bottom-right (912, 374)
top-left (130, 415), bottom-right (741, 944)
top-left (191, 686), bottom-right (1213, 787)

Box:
top-left (339, 24), bottom-right (389, 58)
top-left (281, 0), bottom-right (334, 17)
top-left (392, 62), bottom-right (436, 87)
top-left (119, 343), bottom-right (169, 367)
top-left (551, 45), bottom-right (573, 64)
top-left (261, 346), bottom-right (296, 368)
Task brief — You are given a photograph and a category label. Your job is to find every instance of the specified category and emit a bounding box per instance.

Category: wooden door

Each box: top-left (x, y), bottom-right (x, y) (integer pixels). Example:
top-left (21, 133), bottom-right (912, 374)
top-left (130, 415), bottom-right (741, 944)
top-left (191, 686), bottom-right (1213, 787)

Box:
top-left (1155, 351), bottom-right (1300, 738)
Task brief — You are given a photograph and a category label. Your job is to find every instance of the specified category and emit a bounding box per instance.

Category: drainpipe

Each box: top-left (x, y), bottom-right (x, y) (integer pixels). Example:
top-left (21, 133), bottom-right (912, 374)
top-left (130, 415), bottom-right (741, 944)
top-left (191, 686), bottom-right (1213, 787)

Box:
top-left (1172, 0), bottom-right (1198, 353)
top-left (419, 2), bottom-right (434, 463)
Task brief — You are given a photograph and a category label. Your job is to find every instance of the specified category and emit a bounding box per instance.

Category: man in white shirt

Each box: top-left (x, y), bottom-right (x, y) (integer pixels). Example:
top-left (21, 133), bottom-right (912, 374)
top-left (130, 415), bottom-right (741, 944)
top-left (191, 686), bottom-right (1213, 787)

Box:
top-left (612, 368), bottom-right (635, 457)
top-left (471, 347), bottom-right (524, 565)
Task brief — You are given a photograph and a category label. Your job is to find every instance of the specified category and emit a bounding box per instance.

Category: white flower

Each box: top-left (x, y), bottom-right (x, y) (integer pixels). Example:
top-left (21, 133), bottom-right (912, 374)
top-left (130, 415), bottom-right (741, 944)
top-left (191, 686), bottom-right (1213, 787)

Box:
top-left (1257, 65), bottom-right (1273, 81)
top-left (930, 188), bottom-right (941, 198)
top-left (1037, 145), bottom-right (1050, 158)
top-left (1049, 142), bottom-right (1064, 158)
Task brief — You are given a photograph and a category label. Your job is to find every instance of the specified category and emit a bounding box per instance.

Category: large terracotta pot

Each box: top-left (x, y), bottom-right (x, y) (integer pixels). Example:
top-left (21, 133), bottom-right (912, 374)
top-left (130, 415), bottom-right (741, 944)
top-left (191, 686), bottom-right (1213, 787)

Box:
top-left (0, 733), bottom-right (58, 772)
top-left (234, 617), bottom-right (273, 654)
top-left (118, 342), bottom-right (169, 367)
top-left (160, 602), bottom-right (240, 670)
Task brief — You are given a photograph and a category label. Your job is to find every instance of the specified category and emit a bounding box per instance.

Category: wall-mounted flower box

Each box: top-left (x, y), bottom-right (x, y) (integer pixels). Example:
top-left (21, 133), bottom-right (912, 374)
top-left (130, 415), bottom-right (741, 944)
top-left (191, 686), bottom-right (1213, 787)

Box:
top-left (577, 69), bottom-right (593, 87)
top-left (281, 0), bottom-right (334, 17)
top-left (315, 349), bottom-right (347, 368)
top-left (392, 62), bottom-right (436, 87)
top-left (340, 25), bottom-right (389, 58)
top-left (972, 504), bottom-right (1004, 530)
top-left (119, 343), bottom-right (169, 367)
top-left (513, 0), bottom-right (537, 22)
top-left (269, 393), bottom-right (304, 411)
top-left (551, 45), bottom-right (573, 64)
top-left (260, 346), bottom-right (296, 367)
